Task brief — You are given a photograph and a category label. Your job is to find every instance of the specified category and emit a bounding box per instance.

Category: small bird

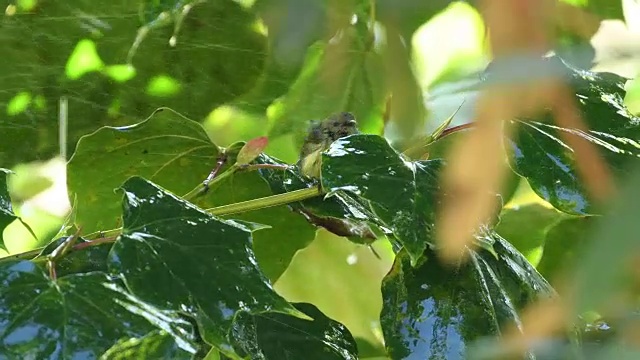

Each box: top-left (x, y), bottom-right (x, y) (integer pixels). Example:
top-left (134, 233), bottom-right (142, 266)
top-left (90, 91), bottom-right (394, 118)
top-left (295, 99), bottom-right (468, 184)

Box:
top-left (297, 112), bottom-right (359, 179)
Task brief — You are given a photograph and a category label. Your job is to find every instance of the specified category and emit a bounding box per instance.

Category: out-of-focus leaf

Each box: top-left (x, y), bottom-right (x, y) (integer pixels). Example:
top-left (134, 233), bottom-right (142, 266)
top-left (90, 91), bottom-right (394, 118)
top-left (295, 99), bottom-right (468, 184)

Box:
top-left (67, 108), bottom-right (219, 233)
top-left (380, 230), bottom-right (555, 359)
top-left (375, 0), bottom-right (454, 39)
top-left (101, 330), bottom-right (192, 360)
top-left (0, 261), bottom-right (196, 358)
top-left (624, 77), bottom-right (640, 115)
top-left (496, 203), bottom-right (568, 266)
top-left (255, 0), bottom-right (328, 68)
top-left (0, 169), bottom-right (17, 249)
top-left (506, 57), bottom-right (640, 215)
top-left (321, 135), bottom-right (443, 265)
top-left (109, 176), bottom-right (298, 357)
top-left (268, 24), bottom-right (386, 145)
top-left (230, 302), bottom-right (358, 360)
top-left (560, 0), bottom-right (624, 20)
top-left (1, 0), bottom-right (266, 167)
top-left (572, 163), bottom-right (640, 316)
top-left (536, 217), bottom-right (592, 281)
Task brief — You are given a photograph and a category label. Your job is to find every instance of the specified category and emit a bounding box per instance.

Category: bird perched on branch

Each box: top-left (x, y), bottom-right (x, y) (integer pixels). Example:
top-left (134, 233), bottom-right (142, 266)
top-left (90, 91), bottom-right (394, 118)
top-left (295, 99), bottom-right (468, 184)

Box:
top-left (297, 112), bottom-right (359, 179)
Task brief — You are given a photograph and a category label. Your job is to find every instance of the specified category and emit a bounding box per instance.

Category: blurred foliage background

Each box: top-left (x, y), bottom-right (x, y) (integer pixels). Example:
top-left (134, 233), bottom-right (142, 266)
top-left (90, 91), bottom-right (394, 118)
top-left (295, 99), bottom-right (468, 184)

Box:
top-left (2, 0), bottom-right (640, 358)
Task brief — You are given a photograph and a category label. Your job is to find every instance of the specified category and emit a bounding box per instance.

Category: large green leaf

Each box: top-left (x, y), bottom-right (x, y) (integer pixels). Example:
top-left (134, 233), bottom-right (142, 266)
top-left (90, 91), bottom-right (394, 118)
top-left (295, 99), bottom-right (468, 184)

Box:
top-left (507, 57), bottom-right (640, 215)
top-left (67, 108), bottom-right (218, 233)
top-left (321, 135), bottom-right (443, 265)
top-left (230, 302), bottom-right (359, 360)
top-left (1, 0), bottom-right (266, 167)
top-left (0, 169), bottom-right (17, 249)
top-left (0, 261), bottom-right (196, 358)
top-left (380, 230), bottom-right (555, 359)
top-left (109, 176), bottom-right (298, 358)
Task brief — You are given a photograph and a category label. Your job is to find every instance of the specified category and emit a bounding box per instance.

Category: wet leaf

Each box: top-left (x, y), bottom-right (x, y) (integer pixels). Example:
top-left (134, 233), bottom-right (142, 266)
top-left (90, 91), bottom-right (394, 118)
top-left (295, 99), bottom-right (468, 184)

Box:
top-left (68, 108), bottom-right (219, 233)
top-left (0, 169), bottom-right (17, 249)
top-left (196, 144), bottom-right (318, 283)
top-left (507, 58), bottom-right (640, 215)
top-left (380, 229), bottom-right (555, 359)
top-left (0, 261), bottom-right (196, 358)
top-left (255, 153), bottom-right (387, 246)
top-left (38, 236), bottom-right (111, 277)
top-left (230, 303), bottom-right (358, 360)
top-left (321, 135), bottom-right (443, 265)
top-left (109, 176), bottom-right (298, 357)
top-left (101, 330), bottom-right (192, 360)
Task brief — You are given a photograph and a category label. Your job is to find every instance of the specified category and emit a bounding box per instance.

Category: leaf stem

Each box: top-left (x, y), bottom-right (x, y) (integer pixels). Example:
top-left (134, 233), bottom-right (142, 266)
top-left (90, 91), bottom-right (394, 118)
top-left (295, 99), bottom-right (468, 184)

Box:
top-left (206, 186), bottom-right (323, 216)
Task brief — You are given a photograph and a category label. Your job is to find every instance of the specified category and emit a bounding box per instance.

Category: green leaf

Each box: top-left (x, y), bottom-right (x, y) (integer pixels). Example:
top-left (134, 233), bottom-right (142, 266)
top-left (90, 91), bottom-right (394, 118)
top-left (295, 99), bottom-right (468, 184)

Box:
top-left (572, 163), bottom-right (640, 316)
top-left (536, 216), bottom-right (592, 281)
top-left (0, 169), bottom-right (17, 249)
top-left (507, 57), bottom-right (640, 215)
top-left (496, 203), bottom-right (568, 266)
top-left (268, 30), bottom-right (386, 145)
top-left (101, 330), bottom-right (192, 360)
top-left (321, 135), bottom-right (443, 265)
top-left (0, 261), bottom-right (196, 358)
top-left (230, 303), bottom-right (359, 360)
top-left (67, 108), bottom-right (219, 233)
top-left (109, 176), bottom-right (298, 357)
top-left (380, 229), bottom-right (555, 359)
top-left (38, 236), bottom-right (111, 277)
top-left (195, 144), bottom-right (318, 283)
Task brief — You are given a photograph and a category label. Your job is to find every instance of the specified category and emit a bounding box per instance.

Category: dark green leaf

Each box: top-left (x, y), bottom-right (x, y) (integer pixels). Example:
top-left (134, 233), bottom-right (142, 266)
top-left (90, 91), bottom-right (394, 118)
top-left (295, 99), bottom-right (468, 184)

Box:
top-left (68, 108), bottom-right (219, 233)
top-left (507, 57), bottom-right (640, 215)
top-left (109, 176), bottom-right (298, 357)
top-left (101, 330), bottom-right (192, 360)
top-left (380, 229), bottom-right (555, 359)
top-left (38, 236), bottom-right (111, 277)
top-left (195, 144), bottom-right (318, 283)
top-left (230, 303), bottom-right (359, 360)
top-left (255, 153), bottom-right (389, 246)
top-left (0, 261), bottom-right (196, 358)
top-left (321, 135), bottom-right (443, 264)
top-left (0, 169), bottom-right (17, 249)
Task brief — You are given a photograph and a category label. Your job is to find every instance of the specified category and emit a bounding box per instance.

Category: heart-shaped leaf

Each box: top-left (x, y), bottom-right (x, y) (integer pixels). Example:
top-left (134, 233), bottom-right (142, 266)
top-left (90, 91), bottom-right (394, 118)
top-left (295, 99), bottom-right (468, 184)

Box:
top-left (109, 176), bottom-right (298, 357)
top-left (380, 229), bottom-right (556, 359)
top-left (230, 303), bottom-right (358, 360)
top-left (67, 108), bottom-right (219, 233)
top-left (0, 261), bottom-right (196, 358)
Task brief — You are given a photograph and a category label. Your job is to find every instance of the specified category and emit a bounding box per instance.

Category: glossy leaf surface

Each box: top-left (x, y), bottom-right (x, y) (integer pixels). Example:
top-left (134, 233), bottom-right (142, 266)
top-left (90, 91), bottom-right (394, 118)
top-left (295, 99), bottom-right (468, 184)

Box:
top-left (230, 303), bottom-right (358, 360)
top-left (380, 230), bottom-right (555, 359)
top-left (109, 176), bottom-right (297, 356)
top-left (321, 135), bottom-right (443, 264)
top-left (67, 108), bottom-right (219, 233)
top-left (0, 261), bottom-right (194, 358)
top-left (507, 58), bottom-right (640, 215)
